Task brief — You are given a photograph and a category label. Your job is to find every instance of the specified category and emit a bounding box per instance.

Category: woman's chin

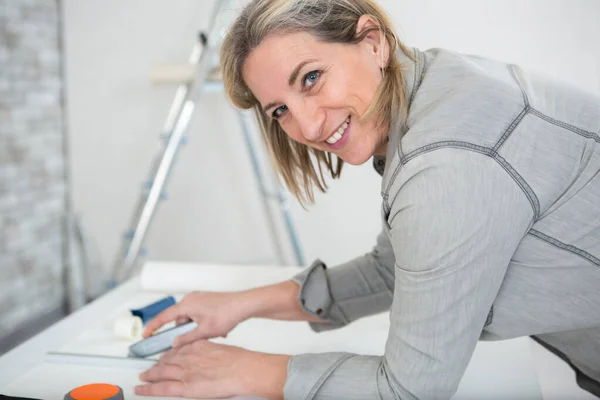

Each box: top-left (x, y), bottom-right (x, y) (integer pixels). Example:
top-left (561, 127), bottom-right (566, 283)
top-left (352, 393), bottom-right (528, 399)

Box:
top-left (337, 150), bottom-right (375, 166)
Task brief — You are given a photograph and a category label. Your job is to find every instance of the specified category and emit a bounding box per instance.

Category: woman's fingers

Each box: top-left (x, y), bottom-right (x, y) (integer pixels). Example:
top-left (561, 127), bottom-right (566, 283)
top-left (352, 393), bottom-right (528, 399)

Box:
top-left (142, 305), bottom-right (182, 338)
top-left (135, 380), bottom-right (185, 397)
top-left (137, 340), bottom-right (253, 399)
top-left (139, 363), bottom-right (184, 383)
top-left (137, 355), bottom-right (196, 397)
top-left (172, 326), bottom-right (207, 348)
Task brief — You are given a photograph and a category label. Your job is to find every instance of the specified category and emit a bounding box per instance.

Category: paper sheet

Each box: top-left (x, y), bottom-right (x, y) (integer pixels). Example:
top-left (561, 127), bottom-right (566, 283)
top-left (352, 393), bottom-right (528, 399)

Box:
top-left (1, 362), bottom-right (262, 400)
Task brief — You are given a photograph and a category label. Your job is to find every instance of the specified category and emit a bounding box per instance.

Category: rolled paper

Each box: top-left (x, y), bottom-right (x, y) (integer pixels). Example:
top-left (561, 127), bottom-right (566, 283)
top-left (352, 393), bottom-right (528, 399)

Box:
top-left (113, 315), bottom-right (143, 340)
top-left (140, 261), bottom-right (296, 293)
top-left (130, 296), bottom-right (175, 324)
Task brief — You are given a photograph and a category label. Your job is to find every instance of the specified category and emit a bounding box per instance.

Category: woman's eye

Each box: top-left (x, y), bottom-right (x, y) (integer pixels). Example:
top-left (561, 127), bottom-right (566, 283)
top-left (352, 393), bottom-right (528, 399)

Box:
top-left (272, 105), bottom-right (288, 119)
top-left (303, 70), bottom-right (320, 88)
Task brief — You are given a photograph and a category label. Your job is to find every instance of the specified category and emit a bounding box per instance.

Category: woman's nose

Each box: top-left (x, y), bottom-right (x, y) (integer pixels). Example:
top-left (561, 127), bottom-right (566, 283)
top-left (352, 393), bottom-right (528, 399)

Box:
top-left (295, 101), bottom-right (324, 142)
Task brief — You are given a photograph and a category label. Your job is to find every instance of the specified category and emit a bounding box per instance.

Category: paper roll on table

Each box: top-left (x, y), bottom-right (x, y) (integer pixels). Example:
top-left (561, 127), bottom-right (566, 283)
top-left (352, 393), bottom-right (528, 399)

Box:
top-left (113, 316), bottom-right (143, 341)
top-left (140, 261), bottom-right (297, 293)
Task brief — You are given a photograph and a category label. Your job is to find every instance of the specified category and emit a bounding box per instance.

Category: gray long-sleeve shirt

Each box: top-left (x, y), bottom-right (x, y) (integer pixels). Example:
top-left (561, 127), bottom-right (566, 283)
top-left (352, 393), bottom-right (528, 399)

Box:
top-left (283, 47), bottom-right (600, 399)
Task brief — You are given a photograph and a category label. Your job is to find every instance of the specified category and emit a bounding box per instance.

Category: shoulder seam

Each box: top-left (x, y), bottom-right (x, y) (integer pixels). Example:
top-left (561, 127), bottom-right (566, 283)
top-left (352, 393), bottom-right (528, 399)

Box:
top-left (492, 105), bottom-right (530, 153)
top-left (507, 64), bottom-right (530, 107)
top-left (529, 229), bottom-right (600, 267)
top-left (507, 65), bottom-right (599, 142)
top-left (530, 108), bottom-right (600, 143)
top-left (493, 64), bottom-right (531, 153)
top-left (386, 142), bottom-right (540, 226)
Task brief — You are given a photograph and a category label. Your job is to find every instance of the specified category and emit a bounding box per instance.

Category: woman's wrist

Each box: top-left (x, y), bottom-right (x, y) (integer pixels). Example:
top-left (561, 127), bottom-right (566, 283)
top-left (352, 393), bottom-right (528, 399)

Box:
top-left (240, 351), bottom-right (290, 400)
top-left (238, 280), bottom-right (300, 320)
top-left (237, 279), bottom-right (326, 323)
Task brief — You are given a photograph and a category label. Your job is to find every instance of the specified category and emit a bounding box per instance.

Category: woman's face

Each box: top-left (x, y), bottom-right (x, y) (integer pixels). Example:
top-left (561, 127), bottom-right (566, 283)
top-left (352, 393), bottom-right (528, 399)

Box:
top-left (242, 18), bottom-right (389, 165)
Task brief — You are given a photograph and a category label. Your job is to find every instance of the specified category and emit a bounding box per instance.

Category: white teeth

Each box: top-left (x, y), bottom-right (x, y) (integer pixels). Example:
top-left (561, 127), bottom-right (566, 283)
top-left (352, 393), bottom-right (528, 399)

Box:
top-left (326, 117), bottom-right (350, 145)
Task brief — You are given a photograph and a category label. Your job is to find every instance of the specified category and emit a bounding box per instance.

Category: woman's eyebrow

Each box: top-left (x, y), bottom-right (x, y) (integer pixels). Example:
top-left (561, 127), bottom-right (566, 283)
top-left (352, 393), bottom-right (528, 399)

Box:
top-left (263, 102), bottom-right (277, 114)
top-left (288, 59), bottom-right (317, 86)
top-left (262, 59), bottom-right (318, 114)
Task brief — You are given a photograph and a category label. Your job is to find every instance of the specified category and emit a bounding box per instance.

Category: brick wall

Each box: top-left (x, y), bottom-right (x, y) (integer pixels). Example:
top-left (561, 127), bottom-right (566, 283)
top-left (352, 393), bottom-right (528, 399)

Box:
top-left (0, 0), bottom-right (67, 340)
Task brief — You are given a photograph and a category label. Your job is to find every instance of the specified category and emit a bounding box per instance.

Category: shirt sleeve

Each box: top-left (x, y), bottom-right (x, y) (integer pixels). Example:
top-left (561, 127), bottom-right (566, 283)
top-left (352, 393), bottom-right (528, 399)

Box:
top-left (291, 225), bottom-right (396, 332)
top-left (284, 149), bottom-right (534, 400)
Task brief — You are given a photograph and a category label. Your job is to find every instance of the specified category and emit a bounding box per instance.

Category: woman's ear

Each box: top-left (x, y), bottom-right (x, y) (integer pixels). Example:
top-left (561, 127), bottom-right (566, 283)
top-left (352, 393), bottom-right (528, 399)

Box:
top-left (355, 14), bottom-right (389, 69)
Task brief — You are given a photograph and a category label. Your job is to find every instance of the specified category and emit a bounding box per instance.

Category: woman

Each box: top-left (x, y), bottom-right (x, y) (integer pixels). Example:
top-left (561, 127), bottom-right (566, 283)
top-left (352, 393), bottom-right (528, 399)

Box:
top-left (135, 0), bottom-right (600, 399)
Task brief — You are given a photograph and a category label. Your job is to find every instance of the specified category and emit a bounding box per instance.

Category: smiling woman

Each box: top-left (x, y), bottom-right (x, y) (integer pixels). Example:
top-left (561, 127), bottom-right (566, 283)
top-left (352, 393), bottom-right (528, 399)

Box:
top-left (135, 0), bottom-right (600, 399)
top-left (243, 31), bottom-right (384, 163)
top-left (220, 0), bottom-right (413, 203)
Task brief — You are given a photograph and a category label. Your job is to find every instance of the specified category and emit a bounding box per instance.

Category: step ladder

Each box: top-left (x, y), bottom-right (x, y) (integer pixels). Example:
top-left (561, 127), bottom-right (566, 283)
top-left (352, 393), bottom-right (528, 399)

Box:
top-left (109, 0), bottom-right (304, 284)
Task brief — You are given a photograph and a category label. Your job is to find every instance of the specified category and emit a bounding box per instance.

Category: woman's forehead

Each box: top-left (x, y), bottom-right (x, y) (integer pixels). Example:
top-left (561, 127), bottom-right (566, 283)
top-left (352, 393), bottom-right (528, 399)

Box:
top-left (243, 32), bottom-right (345, 93)
top-left (246, 32), bottom-right (323, 71)
top-left (242, 33), bottom-right (320, 98)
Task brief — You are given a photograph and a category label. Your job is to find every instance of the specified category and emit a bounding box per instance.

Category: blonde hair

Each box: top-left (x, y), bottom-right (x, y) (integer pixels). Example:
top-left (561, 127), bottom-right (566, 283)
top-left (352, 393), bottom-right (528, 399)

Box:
top-left (220, 0), bottom-right (412, 204)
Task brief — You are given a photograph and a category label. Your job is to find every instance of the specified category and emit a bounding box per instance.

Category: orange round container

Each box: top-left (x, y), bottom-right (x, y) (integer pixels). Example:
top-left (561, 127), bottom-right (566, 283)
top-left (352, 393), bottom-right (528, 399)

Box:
top-left (63, 383), bottom-right (124, 400)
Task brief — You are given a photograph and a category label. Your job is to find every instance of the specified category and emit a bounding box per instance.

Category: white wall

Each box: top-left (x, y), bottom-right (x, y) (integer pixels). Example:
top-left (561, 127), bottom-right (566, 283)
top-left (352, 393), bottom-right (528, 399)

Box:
top-left (62, 0), bottom-right (600, 278)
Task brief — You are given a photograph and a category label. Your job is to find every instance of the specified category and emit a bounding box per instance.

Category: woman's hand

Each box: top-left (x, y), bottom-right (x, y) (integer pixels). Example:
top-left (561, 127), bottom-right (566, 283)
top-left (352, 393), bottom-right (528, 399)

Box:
top-left (135, 340), bottom-right (290, 400)
top-left (142, 291), bottom-right (251, 348)
top-left (143, 280), bottom-right (325, 348)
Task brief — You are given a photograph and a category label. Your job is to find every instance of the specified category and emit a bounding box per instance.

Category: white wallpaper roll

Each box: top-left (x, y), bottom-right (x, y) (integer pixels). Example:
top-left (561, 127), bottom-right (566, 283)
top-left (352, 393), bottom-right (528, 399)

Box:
top-left (113, 315), bottom-right (143, 341)
top-left (139, 261), bottom-right (299, 293)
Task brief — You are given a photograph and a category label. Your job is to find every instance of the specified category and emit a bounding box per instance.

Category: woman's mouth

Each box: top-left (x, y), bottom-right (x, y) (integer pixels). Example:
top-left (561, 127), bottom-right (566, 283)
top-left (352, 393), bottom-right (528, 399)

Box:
top-left (326, 116), bottom-right (351, 147)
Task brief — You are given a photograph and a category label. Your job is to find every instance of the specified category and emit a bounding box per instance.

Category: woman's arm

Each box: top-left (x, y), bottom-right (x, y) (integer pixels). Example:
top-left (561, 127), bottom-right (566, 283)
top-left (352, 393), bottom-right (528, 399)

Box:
top-left (283, 149), bottom-right (534, 400)
top-left (240, 279), bottom-right (326, 323)
top-left (288, 227), bottom-right (397, 331)
top-left (241, 224), bottom-right (397, 330)
top-left (136, 149), bottom-right (535, 400)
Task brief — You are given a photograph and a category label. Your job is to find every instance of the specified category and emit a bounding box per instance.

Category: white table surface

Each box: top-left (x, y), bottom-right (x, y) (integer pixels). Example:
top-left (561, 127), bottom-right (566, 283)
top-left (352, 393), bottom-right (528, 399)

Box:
top-left (0, 261), bottom-right (579, 400)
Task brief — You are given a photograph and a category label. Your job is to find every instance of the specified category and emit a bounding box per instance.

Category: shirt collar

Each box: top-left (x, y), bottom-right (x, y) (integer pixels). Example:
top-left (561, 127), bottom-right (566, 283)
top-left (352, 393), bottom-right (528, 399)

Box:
top-left (377, 47), bottom-right (425, 185)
